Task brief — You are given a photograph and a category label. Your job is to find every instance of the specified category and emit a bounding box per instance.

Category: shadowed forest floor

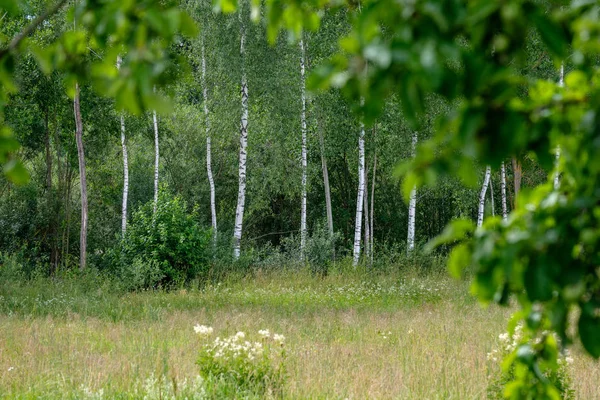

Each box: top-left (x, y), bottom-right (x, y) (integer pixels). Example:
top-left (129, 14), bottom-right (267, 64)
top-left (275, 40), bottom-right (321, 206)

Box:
top-left (1, 268), bottom-right (599, 399)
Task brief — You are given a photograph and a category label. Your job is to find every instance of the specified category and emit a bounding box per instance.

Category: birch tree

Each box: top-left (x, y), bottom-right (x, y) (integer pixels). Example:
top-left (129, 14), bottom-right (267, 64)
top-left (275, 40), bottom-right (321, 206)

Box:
top-left (152, 87), bottom-right (160, 215)
top-left (352, 116), bottom-right (366, 266)
top-left (201, 29), bottom-right (217, 247)
top-left (117, 56), bottom-right (129, 237)
top-left (501, 161), bottom-right (508, 221)
top-left (363, 165), bottom-right (370, 260)
top-left (299, 37), bottom-right (308, 260)
top-left (233, 0), bottom-right (249, 259)
top-left (477, 166), bottom-right (491, 227)
top-left (554, 63), bottom-right (564, 191)
top-left (407, 132), bottom-right (417, 252)
top-left (73, 83), bottom-right (87, 270)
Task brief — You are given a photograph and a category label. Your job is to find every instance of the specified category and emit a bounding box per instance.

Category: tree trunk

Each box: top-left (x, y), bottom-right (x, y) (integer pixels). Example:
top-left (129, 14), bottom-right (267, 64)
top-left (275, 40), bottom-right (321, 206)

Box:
top-left (512, 158), bottom-right (522, 206)
top-left (407, 132), bottom-right (418, 252)
top-left (352, 115), bottom-right (366, 267)
top-left (117, 56), bottom-right (129, 237)
top-left (501, 161), bottom-right (508, 221)
top-left (152, 87), bottom-right (159, 215)
top-left (233, 1), bottom-right (248, 259)
top-left (299, 37), bottom-right (308, 260)
top-left (370, 138), bottom-right (376, 265)
top-left (477, 166), bottom-right (491, 228)
top-left (554, 63), bottom-right (564, 191)
top-left (202, 33), bottom-right (217, 249)
top-left (363, 164), bottom-right (370, 261)
top-left (489, 175), bottom-right (495, 217)
top-left (318, 116), bottom-right (334, 240)
top-left (73, 83), bottom-right (87, 270)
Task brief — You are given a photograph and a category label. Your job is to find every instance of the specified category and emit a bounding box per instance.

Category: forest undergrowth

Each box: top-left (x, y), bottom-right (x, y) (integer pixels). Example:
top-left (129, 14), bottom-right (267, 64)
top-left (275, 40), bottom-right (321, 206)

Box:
top-left (0, 263), bottom-right (599, 399)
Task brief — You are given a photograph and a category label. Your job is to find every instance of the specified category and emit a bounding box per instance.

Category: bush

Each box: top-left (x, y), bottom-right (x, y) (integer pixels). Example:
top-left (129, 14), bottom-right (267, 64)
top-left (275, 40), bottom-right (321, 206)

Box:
top-left (486, 324), bottom-right (575, 399)
top-left (195, 326), bottom-right (286, 396)
top-left (117, 189), bottom-right (211, 290)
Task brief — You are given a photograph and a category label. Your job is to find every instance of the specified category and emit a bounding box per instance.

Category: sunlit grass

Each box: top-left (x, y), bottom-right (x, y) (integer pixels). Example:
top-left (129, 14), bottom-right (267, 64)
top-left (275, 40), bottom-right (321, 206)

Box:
top-left (0, 267), bottom-right (598, 398)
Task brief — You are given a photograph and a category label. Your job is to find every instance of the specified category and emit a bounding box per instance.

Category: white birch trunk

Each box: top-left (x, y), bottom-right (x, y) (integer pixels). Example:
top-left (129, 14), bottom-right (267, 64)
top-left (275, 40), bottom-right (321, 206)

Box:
top-left (74, 83), bottom-right (87, 270)
top-left (233, 2), bottom-right (248, 259)
top-left (152, 86), bottom-right (159, 215)
top-left (554, 63), bottom-right (564, 191)
top-left (363, 165), bottom-right (370, 260)
top-left (477, 166), bottom-right (492, 227)
top-left (299, 38), bottom-right (308, 260)
top-left (501, 161), bottom-right (508, 221)
top-left (352, 115), bottom-right (366, 267)
top-left (202, 33), bottom-right (217, 247)
top-left (117, 56), bottom-right (129, 237)
top-left (407, 132), bottom-right (418, 252)
top-left (489, 175), bottom-right (495, 217)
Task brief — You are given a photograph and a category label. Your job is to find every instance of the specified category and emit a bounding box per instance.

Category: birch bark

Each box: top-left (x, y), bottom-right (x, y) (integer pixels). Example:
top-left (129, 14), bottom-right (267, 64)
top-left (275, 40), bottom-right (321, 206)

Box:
top-left (363, 165), bottom-right (370, 260)
top-left (477, 166), bottom-right (492, 227)
top-left (554, 63), bottom-right (564, 190)
top-left (202, 32), bottom-right (217, 247)
top-left (152, 86), bottom-right (159, 215)
top-left (233, 1), bottom-right (248, 259)
top-left (299, 37), bottom-right (308, 260)
top-left (407, 132), bottom-right (418, 252)
top-left (74, 83), bottom-right (87, 270)
top-left (501, 161), bottom-right (508, 221)
top-left (352, 115), bottom-right (366, 266)
top-left (318, 116), bottom-right (334, 239)
top-left (117, 56), bottom-right (129, 237)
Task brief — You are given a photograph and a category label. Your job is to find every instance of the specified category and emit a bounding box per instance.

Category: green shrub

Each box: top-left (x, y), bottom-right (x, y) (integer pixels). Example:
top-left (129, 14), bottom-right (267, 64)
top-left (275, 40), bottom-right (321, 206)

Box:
top-left (118, 189), bottom-right (211, 289)
top-left (486, 324), bottom-right (575, 399)
top-left (195, 326), bottom-right (286, 396)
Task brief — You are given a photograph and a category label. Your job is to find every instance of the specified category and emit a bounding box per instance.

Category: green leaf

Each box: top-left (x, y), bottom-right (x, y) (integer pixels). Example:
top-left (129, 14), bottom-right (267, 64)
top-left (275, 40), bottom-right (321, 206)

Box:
top-left (579, 305), bottom-right (600, 358)
top-left (425, 218), bottom-right (475, 252)
top-left (3, 159), bottom-right (29, 184)
top-left (448, 243), bottom-right (470, 278)
top-left (531, 11), bottom-right (567, 58)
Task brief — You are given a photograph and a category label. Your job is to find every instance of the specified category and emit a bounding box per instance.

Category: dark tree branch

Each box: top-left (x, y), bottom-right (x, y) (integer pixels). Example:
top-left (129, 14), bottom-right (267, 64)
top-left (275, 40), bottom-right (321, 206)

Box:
top-left (0, 0), bottom-right (69, 62)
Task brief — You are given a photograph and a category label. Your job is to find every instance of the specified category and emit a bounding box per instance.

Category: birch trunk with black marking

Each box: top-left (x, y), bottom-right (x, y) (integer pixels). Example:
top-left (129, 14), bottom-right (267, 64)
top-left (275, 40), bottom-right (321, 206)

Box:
top-left (501, 161), bottom-right (508, 221)
top-left (299, 37), bottom-right (308, 260)
top-left (352, 116), bottom-right (366, 267)
top-left (363, 165), bottom-right (370, 261)
top-left (554, 63), bottom-right (564, 190)
top-left (233, 2), bottom-right (248, 259)
top-left (407, 132), bottom-right (418, 252)
top-left (117, 56), bottom-right (129, 237)
top-left (477, 166), bottom-right (491, 227)
top-left (202, 33), bottom-right (217, 247)
top-left (489, 175), bottom-right (495, 217)
top-left (74, 83), bottom-right (87, 270)
top-left (152, 87), bottom-right (159, 215)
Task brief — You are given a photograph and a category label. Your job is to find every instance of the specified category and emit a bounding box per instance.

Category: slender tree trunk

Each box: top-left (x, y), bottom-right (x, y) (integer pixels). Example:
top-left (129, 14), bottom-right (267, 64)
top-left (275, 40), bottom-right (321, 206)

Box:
top-left (501, 161), bottom-right (508, 221)
top-left (117, 56), bottom-right (129, 237)
top-left (152, 87), bottom-right (159, 215)
top-left (202, 33), bottom-right (217, 248)
top-left (512, 158), bottom-right (522, 207)
top-left (489, 175), bottom-right (495, 217)
top-left (554, 63), bottom-right (564, 191)
top-left (352, 115), bottom-right (366, 267)
top-left (477, 166), bottom-right (491, 228)
top-left (370, 140), bottom-right (376, 265)
top-left (299, 37), bottom-right (308, 260)
top-left (407, 132), bottom-right (418, 252)
top-left (318, 116), bottom-right (334, 239)
top-left (233, 1), bottom-right (248, 259)
top-left (44, 108), bottom-right (52, 191)
top-left (73, 83), bottom-right (87, 270)
top-left (363, 164), bottom-right (370, 261)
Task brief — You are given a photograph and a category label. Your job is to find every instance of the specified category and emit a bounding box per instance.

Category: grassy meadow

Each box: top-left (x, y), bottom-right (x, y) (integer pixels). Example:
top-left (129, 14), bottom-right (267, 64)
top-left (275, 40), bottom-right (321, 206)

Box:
top-left (0, 267), bottom-right (599, 399)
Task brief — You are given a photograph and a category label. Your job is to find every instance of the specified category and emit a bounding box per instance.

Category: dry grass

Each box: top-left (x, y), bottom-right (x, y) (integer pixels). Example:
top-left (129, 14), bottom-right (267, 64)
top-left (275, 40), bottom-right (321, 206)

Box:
top-left (0, 271), bottom-right (599, 399)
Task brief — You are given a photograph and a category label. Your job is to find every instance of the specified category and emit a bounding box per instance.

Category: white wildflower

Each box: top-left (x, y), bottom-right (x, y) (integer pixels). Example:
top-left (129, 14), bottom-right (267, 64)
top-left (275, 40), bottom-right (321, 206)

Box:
top-left (194, 325), bottom-right (213, 336)
top-left (235, 331), bottom-right (245, 340)
top-left (7, 367), bottom-right (14, 372)
top-left (258, 329), bottom-right (271, 338)
top-left (565, 356), bottom-right (574, 365)
top-left (499, 333), bottom-right (509, 342)
top-left (273, 333), bottom-right (285, 343)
